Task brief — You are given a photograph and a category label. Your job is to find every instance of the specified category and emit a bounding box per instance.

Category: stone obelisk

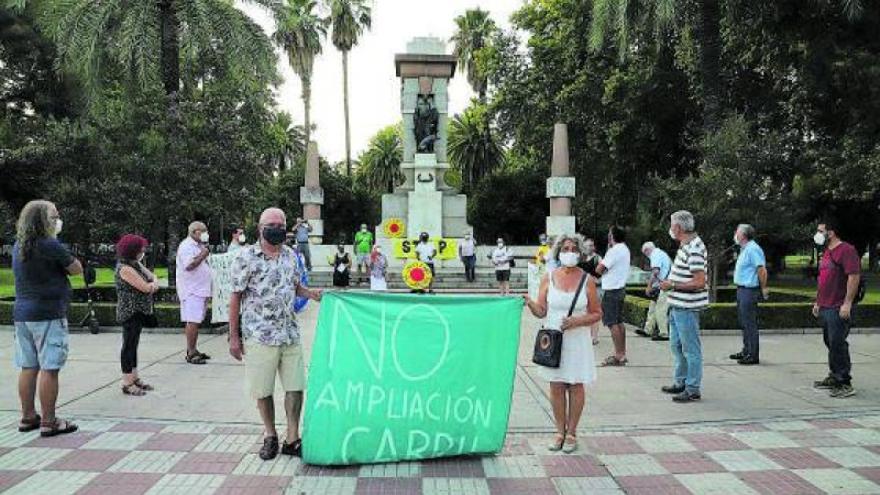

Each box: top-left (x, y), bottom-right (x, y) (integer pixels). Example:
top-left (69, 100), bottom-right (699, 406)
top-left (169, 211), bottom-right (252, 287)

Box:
top-left (546, 123), bottom-right (576, 236)
top-left (300, 141), bottom-right (324, 243)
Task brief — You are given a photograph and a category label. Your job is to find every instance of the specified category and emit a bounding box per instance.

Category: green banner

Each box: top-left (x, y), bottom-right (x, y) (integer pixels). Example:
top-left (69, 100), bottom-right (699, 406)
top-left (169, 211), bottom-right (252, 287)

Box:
top-left (302, 292), bottom-right (522, 465)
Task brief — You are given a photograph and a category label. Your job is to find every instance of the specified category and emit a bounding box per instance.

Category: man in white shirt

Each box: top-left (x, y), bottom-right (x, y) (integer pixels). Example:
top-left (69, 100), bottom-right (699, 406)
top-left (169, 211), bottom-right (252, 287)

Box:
top-left (415, 232), bottom-right (437, 293)
top-left (596, 226), bottom-right (632, 366)
top-left (492, 238), bottom-right (513, 295)
top-left (458, 232), bottom-right (477, 282)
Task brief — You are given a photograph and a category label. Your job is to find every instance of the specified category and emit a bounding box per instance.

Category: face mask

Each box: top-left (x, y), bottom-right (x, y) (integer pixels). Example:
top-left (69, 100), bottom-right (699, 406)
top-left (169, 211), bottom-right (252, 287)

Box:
top-left (668, 228), bottom-right (676, 240)
top-left (238, 234), bottom-right (246, 244)
top-left (559, 252), bottom-right (580, 267)
top-left (497, 242), bottom-right (504, 247)
top-left (338, 246), bottom-right (344, 252)
top-left (733, 234), bottom-right (740, 244)
top-left (55, 219), bottom-right (63, 235)
top-left (376, 247), bottom-right (382, 254)
top-left (540, 238), bottom-right (547, 245)
top-left (199, 232), bottom-right (209, 243)
top-left (137, 252), bottom-right (145, 262)
top-left (465, 235), bottom-right (471, 240)
top-left (262, 226), bottom-right (286, 246)
top-left (814, 232), bottom-right (827, 246)
top-left (361, 227), bottom-right (367, 232)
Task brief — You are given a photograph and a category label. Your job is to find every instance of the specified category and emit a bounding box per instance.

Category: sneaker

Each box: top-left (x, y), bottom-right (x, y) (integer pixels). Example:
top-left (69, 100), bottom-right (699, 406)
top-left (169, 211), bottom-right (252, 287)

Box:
top-left (259, 436), bottom-right (279, 460)
top-left (661, 384), bottom-right (685, 394)
top-left (729, 352), bottom-right (744, 360)
top-left (830, 384), bottom-right (856, 398)
top-left (635, 329), bottom-right (650, 337)
top-left (672, 390), bottom-right (701, 403)
top-left (737, 356), bottom-right (760, 365)
top-left (813, 376), bottom-right (837, 389)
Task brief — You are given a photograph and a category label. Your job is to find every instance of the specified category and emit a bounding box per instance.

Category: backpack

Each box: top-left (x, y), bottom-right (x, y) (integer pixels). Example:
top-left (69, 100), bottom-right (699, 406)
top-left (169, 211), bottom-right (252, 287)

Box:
top-left (829, 251), bottom-right (867, 304)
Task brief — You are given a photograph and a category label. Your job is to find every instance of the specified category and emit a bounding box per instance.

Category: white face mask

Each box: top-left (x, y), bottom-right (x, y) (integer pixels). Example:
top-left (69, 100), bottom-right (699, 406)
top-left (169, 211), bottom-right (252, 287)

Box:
top-left (238, 234), bottom-right (246, 244)
top-left (559, 251), bottom-right (580, 267)
top-left (668, 228), bottom-right (676, 240)
top-left (733, 234), bottom-right (740, 244)
top-left (137, 252), bottom-right (145, 262)
top-left (497, 242), bottom-right (504, 248)
top-left (199, 232), bottom-right (209, 243)
top-left (814, 232), bottom-right (827, 246)
top-left (54, 219), bottom-right (63, 235)
top-left (376, 247), bottom-right (382, 254)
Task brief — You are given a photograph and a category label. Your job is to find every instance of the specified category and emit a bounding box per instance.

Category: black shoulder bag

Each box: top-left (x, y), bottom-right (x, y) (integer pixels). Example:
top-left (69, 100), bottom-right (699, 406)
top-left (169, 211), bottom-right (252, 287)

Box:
top-left (532, 272), bottom-right (588, 368)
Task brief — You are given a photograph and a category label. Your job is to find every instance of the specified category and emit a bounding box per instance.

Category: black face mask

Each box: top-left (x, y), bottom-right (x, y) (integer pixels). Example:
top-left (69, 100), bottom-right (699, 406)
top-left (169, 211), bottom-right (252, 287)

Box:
top-left (263, 226), bottom-right (286, 246)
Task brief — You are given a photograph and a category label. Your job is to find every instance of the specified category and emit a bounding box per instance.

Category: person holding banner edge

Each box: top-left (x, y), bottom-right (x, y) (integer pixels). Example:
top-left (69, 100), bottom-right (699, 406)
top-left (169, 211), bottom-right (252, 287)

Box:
top-left (228, 207), bottom-right (322, 461)
top-left (524, 233), bottom-right (602, 453)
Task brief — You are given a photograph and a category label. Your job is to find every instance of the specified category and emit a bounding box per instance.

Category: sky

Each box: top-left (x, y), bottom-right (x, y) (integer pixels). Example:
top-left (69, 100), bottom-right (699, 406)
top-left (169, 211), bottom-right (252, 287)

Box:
top-left (241, 0), bottom-right (523, 164)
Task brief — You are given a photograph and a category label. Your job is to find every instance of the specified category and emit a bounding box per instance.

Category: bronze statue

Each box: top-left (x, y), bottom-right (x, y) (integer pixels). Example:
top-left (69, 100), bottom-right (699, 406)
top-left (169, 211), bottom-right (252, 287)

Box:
top-left (413, 95), bottom-right (439, 153)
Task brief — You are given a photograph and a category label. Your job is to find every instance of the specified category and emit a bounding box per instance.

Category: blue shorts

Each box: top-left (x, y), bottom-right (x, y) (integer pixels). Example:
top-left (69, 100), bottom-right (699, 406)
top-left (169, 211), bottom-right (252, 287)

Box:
top-left (14, 319), bottom-right (70, 370)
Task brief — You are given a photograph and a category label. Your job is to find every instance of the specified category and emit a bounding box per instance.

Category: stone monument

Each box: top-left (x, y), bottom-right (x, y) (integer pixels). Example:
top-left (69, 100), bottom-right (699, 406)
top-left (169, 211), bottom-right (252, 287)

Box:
top-left (546, 123), bottom-right (576, 236)
top-left (379, 37), bottom-right (471, 248)
top-left (300, 141), bottom-right (324, 243)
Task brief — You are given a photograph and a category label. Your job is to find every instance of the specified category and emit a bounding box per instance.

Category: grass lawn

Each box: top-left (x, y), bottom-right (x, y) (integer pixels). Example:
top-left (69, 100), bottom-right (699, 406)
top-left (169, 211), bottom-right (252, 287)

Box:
top-left (0, 267), bottom-right (169, 299)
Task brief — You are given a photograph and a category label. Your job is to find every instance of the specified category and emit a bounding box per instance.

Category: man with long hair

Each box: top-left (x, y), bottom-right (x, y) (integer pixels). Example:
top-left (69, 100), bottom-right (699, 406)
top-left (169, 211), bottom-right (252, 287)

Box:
top-left (12, 200), bottom-right (82, 437)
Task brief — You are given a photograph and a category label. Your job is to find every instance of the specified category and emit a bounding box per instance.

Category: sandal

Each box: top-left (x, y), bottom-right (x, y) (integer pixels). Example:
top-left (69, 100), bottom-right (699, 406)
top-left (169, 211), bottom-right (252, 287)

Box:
top-left (18, 414), bottom-right (41, 433)
top-left (259, 436), bottom-right (279, 461)
top-left (562, 433), bottom-right (578, 453)
top-left (122, 383), bottom-right (147, 396)
top-left (601, 355), bottom-right (628, 367)
top-left (40, 418), bottom-right (78, 438)
top-left (281, 438), bottom-right (302, 457)
top-left (185, 352), bottom-right (207, 365)
top-left (548, 433), bottom-right (565, 452)
top-left (134, 379), bottom-right (154, 391)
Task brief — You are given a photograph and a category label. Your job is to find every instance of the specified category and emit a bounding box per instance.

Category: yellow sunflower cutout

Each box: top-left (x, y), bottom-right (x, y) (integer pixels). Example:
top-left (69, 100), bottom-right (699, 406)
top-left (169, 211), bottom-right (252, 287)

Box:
top-left (383, 218), bottom-right (406, 238)
top-left (402, 261), bottom-right (433, 291)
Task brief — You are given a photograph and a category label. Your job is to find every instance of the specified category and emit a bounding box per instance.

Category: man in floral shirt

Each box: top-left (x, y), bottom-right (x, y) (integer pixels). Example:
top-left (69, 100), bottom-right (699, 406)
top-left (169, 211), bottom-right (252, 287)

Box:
top-left (229, 207), bottom-right (321, 461)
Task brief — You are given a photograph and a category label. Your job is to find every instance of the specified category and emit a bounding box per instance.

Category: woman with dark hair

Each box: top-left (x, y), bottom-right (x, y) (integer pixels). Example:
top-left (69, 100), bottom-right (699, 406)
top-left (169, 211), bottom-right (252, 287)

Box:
top-left (332, 244), bottom-right (352, 288)
top-left (115, 234), bottom-right (159, 396)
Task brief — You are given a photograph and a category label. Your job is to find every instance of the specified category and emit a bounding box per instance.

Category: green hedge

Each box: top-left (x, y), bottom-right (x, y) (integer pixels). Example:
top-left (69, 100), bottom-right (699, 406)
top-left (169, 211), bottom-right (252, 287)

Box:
top-left (0, 301), bottom-right (212, 328)
top-left (623, 294), bottom-right (880, 330)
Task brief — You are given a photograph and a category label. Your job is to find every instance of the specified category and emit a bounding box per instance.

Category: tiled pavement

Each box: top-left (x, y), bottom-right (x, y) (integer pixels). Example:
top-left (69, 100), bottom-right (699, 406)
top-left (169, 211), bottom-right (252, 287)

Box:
top-left (1, 413), bottom-right (880, 494)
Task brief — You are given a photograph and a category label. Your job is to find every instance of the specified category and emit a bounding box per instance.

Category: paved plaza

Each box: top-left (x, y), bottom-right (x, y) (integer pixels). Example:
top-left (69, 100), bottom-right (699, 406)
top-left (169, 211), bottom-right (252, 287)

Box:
top-left (1, 303), bottom-right (879, 494)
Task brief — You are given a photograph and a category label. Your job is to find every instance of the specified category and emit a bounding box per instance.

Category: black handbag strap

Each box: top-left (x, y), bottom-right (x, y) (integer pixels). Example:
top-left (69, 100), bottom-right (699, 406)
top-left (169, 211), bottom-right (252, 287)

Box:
top-left (567, 272), bottom-right (589, 318)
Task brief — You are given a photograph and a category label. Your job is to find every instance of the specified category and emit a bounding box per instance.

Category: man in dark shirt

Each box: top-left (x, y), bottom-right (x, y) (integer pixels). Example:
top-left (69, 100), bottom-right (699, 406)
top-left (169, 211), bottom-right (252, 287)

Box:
top-left (12, 200), bottom-right (83, 437)
top-left (812, 219), bottom-right (861, 398)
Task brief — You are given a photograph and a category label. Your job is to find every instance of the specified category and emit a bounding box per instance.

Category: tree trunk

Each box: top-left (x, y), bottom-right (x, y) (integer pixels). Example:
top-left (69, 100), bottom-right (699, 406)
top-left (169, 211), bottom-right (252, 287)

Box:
top-left (159, 0), bottom-right (181, 285)
top-left (342, 50), bottom-right (352, 176)
top-left (697, 0), bottom-right (722, 134)
top-left (302, 73), bottom-right (312, 149)
top-left (159, 0), bottom-right (180, 103)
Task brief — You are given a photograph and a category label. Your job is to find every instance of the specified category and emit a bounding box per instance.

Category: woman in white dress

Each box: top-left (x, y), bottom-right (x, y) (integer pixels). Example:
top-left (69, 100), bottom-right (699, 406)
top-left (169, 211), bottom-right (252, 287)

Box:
top-left (524, 233), bottom-right (602, 453)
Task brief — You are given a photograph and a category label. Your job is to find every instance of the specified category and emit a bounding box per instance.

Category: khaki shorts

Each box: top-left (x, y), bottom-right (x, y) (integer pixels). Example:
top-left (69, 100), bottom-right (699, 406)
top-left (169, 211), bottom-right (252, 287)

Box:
top-left (244, 341), bottom-right (305, 399)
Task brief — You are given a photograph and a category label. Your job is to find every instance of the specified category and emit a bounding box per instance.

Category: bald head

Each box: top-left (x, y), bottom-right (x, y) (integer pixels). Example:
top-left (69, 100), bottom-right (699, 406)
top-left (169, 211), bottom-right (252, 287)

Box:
top-left (259, 208), bottom-right (286, 227)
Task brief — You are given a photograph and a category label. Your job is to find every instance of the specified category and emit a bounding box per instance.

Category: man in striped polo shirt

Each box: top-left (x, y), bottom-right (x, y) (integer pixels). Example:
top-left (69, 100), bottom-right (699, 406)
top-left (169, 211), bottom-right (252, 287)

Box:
top-left (659, 210), bottom-right (708, 403)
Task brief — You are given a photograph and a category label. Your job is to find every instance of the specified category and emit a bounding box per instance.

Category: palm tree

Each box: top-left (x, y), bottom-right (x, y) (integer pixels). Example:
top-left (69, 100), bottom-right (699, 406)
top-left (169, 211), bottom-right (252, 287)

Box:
top-left (271, 112), bottom-right (307, 170)
top-left (448, 104), bottom-right (505, 192)
top-left (358, 124), bottom-right (403, 193)
top-left (328, 0), bottom-right (371, 176)
top-left (273, 0), bottom-right (327, 147)
top-left (23, 0), bottom-right (279, 111)
top-left (451, 8), bottom-right (496, 102)
top-left (588, 0), bottom-right (864, 134)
